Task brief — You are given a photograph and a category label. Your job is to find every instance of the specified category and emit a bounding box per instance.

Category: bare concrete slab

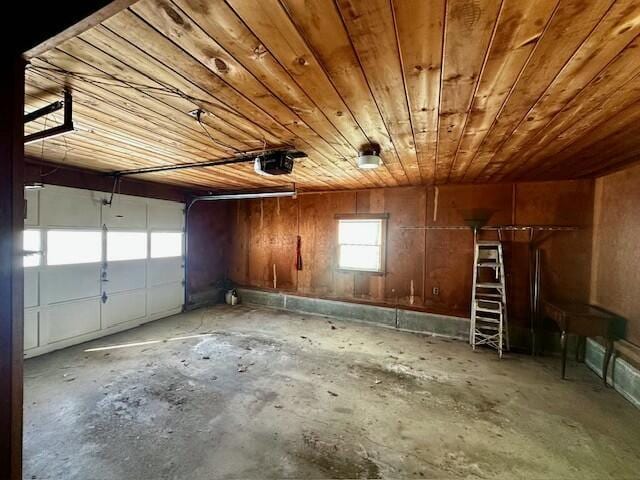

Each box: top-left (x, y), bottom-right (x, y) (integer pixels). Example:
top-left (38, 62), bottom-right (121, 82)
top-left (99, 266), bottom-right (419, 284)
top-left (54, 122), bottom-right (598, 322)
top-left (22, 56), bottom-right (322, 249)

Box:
top-left (24, 305), bottom-right (640, 479)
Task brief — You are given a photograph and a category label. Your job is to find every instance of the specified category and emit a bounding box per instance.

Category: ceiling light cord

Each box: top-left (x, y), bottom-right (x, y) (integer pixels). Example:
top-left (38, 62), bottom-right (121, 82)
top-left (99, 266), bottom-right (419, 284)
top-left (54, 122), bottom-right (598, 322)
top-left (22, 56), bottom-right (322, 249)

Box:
top-left (194, 109), bottom-right (236, 152)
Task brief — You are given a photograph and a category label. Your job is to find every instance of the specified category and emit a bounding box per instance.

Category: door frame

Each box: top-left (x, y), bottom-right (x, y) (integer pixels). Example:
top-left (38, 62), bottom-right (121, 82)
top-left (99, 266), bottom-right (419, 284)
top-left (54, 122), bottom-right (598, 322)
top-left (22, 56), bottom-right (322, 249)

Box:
top-left (2, 3), bottom-right (140, 478)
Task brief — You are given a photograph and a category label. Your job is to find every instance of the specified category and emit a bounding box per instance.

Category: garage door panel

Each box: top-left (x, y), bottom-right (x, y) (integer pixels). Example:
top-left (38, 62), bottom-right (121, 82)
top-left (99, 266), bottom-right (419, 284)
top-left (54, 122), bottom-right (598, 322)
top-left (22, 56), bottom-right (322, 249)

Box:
top-left (148, 201), bottom-right (184, 229)
top-left (42, 264), bottom-right (101, 304)
top-left (24, 309), bottom-right (39, 350)
top-left (105, 260), bottom-right (146, 293)
top-left (26, 185), bottom-right (185, 357)
top-left (102, 290), bottom-right (147, 328)
top-left (25, 189), bottom-right (39, 226)
top-left (45, 299), bottom-right (101, 344)
top-left (103, 198), bottom-right (147, 229)
top-left (40, 187), bottom-right (101, 227)
top-left (148, 283), bottom-right (183, 316)
top-left (149, 257), bottom-right (184, 286)
top-left (24, 268), bottom-right (39, 308)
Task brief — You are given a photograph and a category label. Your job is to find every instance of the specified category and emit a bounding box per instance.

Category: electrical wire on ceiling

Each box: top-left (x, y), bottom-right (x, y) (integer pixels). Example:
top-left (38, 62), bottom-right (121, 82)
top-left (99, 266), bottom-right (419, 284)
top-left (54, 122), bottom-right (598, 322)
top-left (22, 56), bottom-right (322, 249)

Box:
top-left (28, 108), bottom-right (70, 172)
top-left (39, 166), bottom-right (60, 178)
top-left (28, 63), bottom-right (243, 119)
top-left (49, 110), bottom-right (71, 165)
top-left (24, 113), bottom-right (61, 185)
top-left (28, 65), bottom-right (271, 154)
top-left (193, 109), bottom-right (237, 152)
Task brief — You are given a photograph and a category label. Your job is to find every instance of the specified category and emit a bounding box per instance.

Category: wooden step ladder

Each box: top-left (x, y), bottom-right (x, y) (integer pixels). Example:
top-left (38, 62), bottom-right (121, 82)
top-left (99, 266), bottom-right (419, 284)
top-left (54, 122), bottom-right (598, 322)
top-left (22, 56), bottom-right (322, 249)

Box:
top-left (470, 241), bottom-right (509, 357)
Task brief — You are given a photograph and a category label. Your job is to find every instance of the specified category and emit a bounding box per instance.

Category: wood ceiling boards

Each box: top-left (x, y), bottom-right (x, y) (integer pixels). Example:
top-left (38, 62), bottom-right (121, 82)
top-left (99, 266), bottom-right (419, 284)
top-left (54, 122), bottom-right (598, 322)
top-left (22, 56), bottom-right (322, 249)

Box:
top-left (24, 0), bottom-right (640, 191)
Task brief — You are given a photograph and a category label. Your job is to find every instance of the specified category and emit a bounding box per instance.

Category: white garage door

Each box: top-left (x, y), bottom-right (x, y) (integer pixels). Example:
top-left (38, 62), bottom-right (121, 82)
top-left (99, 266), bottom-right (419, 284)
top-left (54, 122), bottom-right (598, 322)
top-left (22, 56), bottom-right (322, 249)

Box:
top-left (23, 185), bottom-right (185, 358)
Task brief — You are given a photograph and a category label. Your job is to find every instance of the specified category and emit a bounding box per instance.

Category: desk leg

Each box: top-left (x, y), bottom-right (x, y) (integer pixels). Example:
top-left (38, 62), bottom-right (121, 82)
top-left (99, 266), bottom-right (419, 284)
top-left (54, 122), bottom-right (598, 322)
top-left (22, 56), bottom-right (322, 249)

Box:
top-left (576, 336), bottom-right (586, 363)
top-left (561, 331), bottom-right (568, 380)
top-left (603, 339), bottom-right (614, 387)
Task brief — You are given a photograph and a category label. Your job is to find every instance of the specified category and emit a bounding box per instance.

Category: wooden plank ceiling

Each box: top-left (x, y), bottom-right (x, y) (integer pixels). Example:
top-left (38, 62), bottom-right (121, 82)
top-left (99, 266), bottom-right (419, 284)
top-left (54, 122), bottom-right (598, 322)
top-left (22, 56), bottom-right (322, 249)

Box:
top-left (24, 0), bottom-right (640, 191)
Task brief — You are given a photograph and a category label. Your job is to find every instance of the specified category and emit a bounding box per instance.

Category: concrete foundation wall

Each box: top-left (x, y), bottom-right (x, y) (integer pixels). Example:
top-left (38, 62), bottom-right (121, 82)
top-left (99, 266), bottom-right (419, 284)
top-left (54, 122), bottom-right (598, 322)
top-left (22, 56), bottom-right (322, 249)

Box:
top-left (585, 339), bottom-right (640, 409)
top-left (237, 288), bottom-right (469, 340)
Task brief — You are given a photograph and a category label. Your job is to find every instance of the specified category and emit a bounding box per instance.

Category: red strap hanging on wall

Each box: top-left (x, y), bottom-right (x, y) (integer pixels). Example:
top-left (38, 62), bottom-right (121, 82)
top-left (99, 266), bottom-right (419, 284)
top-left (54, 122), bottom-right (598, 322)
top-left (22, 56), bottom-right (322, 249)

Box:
top-left (296, 235), bottom-right (303, 271)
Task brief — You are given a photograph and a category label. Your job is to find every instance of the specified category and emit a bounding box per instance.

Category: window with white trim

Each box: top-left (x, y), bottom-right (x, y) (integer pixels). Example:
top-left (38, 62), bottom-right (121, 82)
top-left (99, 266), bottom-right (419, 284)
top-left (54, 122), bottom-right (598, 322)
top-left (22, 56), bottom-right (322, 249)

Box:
top-left (23, 230), bottom-right (41, 267)
top-left (47, 230), bottom-right (102, 266)
top-left (150, 232), bottom-right (183, 259)
top-left (337, 218), bottom-right (386, 273)
top-left (107, 231), bottom-right (148, 261)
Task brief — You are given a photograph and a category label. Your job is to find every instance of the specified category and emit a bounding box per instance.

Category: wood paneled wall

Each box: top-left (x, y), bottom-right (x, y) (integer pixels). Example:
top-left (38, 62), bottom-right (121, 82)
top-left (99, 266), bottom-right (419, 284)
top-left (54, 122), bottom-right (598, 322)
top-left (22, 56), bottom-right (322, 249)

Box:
top-left (591, 163), bottom-right (640, 346)
top-left (224, 180), bottom-right (594, 347)
top-left (187, 200), bottom-right (233, 295)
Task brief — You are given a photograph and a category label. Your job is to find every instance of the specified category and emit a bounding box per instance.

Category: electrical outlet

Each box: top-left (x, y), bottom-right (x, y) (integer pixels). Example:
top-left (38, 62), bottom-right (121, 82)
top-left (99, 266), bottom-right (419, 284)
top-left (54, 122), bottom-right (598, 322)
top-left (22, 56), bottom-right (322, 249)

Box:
top-left (432, 287), bottom-right (439, 296)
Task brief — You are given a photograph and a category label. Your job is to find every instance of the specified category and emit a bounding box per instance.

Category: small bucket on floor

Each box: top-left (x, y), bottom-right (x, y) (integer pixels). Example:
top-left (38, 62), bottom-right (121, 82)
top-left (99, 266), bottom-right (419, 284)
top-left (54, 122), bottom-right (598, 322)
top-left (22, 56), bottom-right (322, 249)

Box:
top-left (225, 289), bottom-right (239, 306)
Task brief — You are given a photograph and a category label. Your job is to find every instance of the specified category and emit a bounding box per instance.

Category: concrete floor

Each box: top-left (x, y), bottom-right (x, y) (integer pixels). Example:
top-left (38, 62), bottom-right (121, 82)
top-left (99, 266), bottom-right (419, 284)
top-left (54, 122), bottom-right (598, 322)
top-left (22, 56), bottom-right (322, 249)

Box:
top-left (24, 305), bottom-right (640, 479)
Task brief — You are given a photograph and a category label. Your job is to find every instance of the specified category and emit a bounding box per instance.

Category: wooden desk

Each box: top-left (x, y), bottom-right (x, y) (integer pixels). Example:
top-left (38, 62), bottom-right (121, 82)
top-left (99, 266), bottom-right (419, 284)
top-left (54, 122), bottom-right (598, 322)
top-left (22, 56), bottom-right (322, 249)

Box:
top-left (542, 300), bottom-right (625, 386)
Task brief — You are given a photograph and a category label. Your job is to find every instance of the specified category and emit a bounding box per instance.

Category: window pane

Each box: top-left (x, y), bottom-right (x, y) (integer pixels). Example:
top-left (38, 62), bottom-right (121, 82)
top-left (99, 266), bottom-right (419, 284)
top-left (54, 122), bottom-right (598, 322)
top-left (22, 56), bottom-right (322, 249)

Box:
top-left (107, 232), bottom-right (147, 261)
top-left (338, 220), bottom-right (381, 245)
top-left (24, 230), bottom-right (41, 268)
top-left (47, 230), bottom-right (102, 266)
top-left (339, 245), bottom-right (381, 271)
top-left (151, 232), bottom-right (183, 258)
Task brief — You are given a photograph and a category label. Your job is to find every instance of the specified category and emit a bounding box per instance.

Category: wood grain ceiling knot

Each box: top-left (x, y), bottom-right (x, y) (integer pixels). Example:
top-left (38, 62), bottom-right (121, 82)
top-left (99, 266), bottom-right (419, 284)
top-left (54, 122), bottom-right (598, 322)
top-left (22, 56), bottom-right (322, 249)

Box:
top-left (252, 44), bottom-right (268, 60)
top-left (213, 58), bottom-right (229, 74)
top-left (414, 64), bottom-right (438, 75)
top-left (160, 1), bottom-right (190, 30)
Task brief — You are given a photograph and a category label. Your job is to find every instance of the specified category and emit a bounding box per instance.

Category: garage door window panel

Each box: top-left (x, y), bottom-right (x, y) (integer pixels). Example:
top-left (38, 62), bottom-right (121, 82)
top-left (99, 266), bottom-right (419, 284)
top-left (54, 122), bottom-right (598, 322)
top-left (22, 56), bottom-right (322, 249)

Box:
top-left (150, 232), bottom-right (183, 259)
top-left (107, 231), bottom-right (148, 262)
top-left (47, 230), bottom-right (102, 266)
top-left (24, 229), bottom-right (42, 267)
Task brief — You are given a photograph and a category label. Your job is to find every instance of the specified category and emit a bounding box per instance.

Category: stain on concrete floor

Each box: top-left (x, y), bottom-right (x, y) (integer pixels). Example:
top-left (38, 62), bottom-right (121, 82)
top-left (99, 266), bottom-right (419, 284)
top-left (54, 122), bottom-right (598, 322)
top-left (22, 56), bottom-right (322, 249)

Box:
top-left (24, 305), bottom-right (640, 479)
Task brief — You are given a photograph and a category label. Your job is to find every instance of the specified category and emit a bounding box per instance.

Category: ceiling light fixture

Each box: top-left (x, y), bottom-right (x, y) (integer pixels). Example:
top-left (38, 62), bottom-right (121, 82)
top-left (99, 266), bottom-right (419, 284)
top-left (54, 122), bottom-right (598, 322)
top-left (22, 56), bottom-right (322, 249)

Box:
top-left (357, 143), bottom-right (382, 169)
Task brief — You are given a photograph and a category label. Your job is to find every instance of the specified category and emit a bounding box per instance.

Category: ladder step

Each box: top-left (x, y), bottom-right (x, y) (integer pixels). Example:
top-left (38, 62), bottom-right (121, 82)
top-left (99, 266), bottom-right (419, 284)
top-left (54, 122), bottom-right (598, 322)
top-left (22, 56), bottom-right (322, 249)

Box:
top-left (474, 332), bottom-right (500, 338)
top-left (477, 262), bottom-right (501, 268)
top-left (476, 307), bottom-right (502, 315)
top-left (477, 241), bottom-right (501, 246)
top-left (476, 300), bottom-right (502, 311)
top-left (476, 298), bottom-right (501, 305)
top-left (475, 325), bottom-right (500, 332)
top-left (475, 315), bottom-right (501, 322)
top-left (476, 293), bottom-right (502, 299)
top-left (476, 282), bottom-right (503, 289)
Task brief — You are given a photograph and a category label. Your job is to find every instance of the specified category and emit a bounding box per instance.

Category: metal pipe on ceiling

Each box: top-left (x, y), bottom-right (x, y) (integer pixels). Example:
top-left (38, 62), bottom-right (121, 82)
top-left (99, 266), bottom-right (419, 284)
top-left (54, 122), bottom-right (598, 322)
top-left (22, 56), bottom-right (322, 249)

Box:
top-left (24, 100), bottom-right (63, 124)
top-left (24, 90), bottom-right (74, 145)
top-left (113, 154), bottom-right (258, 177)
top-left (110, 149), bottom-right (305, 177)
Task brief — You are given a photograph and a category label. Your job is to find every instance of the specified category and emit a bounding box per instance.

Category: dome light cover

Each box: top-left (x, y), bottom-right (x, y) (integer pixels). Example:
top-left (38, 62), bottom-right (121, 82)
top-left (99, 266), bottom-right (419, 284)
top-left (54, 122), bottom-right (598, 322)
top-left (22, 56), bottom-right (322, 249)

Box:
top-left (357, 144), bottom-right (382, 169)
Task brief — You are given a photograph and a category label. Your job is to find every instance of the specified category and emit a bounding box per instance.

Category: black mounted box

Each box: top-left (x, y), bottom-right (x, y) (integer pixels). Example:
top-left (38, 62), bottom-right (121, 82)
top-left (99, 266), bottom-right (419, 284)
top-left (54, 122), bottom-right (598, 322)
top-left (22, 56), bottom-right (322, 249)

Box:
top-left (255, 151), bottom-right (302, 176)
